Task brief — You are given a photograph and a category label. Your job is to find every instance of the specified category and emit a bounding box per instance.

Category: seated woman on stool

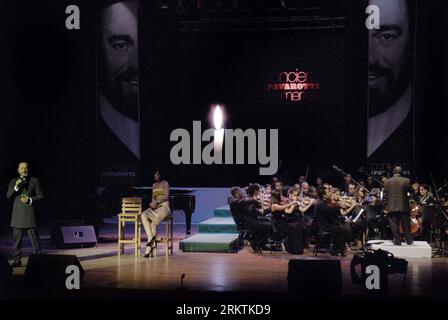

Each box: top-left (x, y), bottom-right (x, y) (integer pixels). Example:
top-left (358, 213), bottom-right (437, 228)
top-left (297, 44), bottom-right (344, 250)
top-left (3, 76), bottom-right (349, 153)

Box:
top-left (141, 168), bottom-right (170, 258)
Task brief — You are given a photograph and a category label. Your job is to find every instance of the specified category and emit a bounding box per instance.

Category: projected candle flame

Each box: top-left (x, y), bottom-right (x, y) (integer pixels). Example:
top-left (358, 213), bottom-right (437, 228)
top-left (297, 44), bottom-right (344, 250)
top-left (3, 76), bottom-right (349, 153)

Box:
top-left (213, 105), bottom-right (223, 130)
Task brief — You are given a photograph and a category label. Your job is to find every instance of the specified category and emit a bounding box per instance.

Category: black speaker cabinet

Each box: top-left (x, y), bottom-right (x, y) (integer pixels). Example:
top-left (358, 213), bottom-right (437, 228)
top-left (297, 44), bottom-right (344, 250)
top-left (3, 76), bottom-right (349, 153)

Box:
top-left (54, 225), bottom-right (97, 249)
top-left (25, 254), bottom-right (84, 289)
top-left (287, 259), bottom-right (342, 296)
top-left (0, 254), bottom-right (12, 292)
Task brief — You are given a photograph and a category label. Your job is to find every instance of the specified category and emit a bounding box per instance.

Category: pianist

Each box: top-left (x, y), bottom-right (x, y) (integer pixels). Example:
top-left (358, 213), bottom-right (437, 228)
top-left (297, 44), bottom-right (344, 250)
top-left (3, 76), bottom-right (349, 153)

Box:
top-left (141, 168), bottom-right (170, 258)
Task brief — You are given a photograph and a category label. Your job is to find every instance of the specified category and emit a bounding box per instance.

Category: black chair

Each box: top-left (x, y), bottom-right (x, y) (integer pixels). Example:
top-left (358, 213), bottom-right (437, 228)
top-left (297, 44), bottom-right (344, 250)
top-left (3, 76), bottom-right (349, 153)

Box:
top-left (232, 228), bottom-right (254, 253)
top-left (269, 221), bottom-right (288, 253)
top-left (365, 205), bottom-right (387, 240)
top-left (313, 223), bottom-right (335, 256)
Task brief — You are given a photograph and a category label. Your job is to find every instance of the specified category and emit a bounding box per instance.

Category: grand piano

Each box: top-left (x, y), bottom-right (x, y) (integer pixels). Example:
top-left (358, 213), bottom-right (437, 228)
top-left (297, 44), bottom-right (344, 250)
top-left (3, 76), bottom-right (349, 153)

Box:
top-left (98, 186), bottom-right (196, 236)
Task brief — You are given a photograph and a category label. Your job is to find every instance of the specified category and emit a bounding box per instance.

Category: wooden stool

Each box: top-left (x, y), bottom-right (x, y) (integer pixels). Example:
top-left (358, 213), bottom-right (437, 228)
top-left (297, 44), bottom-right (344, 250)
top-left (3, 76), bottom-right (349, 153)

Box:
top-left (118, 197), bottom-right (142, 256)
top-left (154, 214), bottom-right (174, 257)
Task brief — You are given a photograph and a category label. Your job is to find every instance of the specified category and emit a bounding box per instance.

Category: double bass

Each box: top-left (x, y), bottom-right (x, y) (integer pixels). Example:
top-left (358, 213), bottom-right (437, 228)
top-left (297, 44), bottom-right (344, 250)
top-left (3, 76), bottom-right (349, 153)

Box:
top-left (398, 200), bottom-right (422, 236)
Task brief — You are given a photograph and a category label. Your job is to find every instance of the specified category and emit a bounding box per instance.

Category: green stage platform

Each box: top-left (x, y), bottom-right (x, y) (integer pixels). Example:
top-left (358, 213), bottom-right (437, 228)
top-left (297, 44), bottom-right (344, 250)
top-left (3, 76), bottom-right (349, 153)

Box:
top-left (179, 205), bottom-right (239, 253)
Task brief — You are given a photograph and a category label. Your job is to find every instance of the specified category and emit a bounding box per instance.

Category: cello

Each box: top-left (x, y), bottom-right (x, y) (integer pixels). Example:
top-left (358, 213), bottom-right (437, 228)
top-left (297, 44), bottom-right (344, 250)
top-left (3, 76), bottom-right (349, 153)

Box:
top-left (398, 200), bottom-right (422, 236)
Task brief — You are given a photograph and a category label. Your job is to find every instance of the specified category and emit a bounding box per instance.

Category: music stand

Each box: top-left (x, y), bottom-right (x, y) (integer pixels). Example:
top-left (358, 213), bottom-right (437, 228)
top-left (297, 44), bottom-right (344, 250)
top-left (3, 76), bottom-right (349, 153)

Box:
top-left (420, 205), bottom-right (437, 244)
top-left (365, 205), bottom-right (386, 240)
top-left (432, 205), bottom-right (448, 257)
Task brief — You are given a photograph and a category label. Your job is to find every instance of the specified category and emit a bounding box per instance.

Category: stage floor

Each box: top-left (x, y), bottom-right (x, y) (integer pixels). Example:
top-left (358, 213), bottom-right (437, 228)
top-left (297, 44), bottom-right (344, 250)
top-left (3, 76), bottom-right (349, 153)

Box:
top-left (1, 223), bottom-right (448, 299)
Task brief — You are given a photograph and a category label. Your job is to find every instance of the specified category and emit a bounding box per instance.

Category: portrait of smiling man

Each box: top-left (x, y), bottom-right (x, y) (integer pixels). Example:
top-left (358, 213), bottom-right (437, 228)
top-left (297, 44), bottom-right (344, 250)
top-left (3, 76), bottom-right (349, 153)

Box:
top-left (97, 0), bottom-right (140, 183)
top-left (367, 0), bottom-right (414, 161)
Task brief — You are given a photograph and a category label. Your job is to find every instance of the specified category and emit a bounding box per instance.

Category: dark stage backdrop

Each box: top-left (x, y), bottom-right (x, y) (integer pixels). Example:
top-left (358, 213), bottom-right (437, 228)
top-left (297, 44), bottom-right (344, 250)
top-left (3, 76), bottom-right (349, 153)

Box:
top-left (139, 2), bottom-right (367, 186)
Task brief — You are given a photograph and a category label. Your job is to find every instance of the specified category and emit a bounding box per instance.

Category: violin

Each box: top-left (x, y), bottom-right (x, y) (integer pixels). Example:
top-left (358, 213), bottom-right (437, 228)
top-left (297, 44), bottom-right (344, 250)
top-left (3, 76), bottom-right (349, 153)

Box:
top-left (337, 196), bottom-right (358, 209)
top-left (284, 194), bottom-right (299, 214)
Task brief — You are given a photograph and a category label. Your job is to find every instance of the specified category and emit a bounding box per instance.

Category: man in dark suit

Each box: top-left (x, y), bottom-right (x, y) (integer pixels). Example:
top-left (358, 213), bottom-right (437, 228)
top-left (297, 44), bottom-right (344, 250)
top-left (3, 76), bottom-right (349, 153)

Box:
top-left (314, 186), bottom-right (350, 256)
top-left (383, 166), bottom-right (413, 245)
top-left (229, 186), bottom-right (270, 253)
top-left (6, 162), bottom-right (44, 267)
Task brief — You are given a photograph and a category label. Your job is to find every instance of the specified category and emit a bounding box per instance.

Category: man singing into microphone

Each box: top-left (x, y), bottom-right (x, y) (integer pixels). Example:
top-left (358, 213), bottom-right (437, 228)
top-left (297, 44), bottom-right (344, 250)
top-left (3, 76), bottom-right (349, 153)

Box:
top-left (6, 162), bottom-right (44, 267)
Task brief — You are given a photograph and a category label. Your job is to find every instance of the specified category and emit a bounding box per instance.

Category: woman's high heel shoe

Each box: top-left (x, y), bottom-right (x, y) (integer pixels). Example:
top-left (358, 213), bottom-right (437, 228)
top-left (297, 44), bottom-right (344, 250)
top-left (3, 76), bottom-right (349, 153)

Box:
top-left (143, 237), bottom-right (157, 258)
top-left (148, 236), bottom-right (156, 248)
top-left (144, 246), bottom-right (154, 258)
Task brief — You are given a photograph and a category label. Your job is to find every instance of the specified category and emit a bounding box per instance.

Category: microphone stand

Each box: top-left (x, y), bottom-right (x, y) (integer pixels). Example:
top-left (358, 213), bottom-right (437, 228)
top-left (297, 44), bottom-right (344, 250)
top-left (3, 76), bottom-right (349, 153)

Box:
top-left (332, 165), bottom-right (371, 194)
top-left (436, 181), bottom-right (448, 194)
top-left (300, 166), bottom-right (310, 199)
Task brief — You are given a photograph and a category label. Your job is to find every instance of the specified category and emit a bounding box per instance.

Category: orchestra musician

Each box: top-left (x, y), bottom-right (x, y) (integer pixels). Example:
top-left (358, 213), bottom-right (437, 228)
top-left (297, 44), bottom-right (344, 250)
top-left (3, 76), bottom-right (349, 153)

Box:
top-left (270, 190), bottom-right (306, 254)
top-left (315, 177), bottom-right (324, 190)
top-left (366, 175), bottom-right (379, 189)
top-left (345, 183), bottom-right (357, 197)
top-left (300, 182), bottom-right (311, 198)
top-left (411, 182), bottom-right (421, 202)
top-left (229, 185), bottom-right (271, 253)
top-left (330, 188), bottom-right (355, 243)
top-left (309, 186), bottom-right (319, 199)
top-left (419, 184), bottom-right (434, 205)
top-left (272, 180), bottom-right (290, 204)
top-left (314, 186), bottom-right (350, 256)
top-left (383, 166), bottom-right (413, 246)
top-left (347, 187), bottom-right (369, 247)
top-left (418, 184), bottom-right (435, 243)
top-left (259, 184), bottom-right (272, 213)
top-left (286, 187), bottom-right (313, 245)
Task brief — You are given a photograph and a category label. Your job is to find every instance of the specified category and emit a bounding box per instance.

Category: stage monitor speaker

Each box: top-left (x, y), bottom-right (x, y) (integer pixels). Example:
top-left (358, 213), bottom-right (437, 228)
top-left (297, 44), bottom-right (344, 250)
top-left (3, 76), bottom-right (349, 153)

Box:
top-left (50, 219), bottom-right (85, 244)
top-left (0, 254), bottom-right (12, 294)
top-left (54, 225), bottom-right (97, 249)
top-left (287, 259), bottom-right (342, 296)
top-left (25, 254), bottom-right (84, 289)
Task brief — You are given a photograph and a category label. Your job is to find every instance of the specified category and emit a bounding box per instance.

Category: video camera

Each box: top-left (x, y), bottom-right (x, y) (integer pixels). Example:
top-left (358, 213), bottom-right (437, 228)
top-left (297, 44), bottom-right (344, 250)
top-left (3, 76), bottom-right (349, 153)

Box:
top-left (351, 248), bottom-right (408, 286)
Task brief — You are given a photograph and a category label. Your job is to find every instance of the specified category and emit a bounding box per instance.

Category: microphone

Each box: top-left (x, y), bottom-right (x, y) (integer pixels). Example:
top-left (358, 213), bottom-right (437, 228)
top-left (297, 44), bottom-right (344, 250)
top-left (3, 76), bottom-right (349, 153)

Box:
top-left (332, 165), bottom-right (342, 172)
top-left (177, 273), bottom-right (187, 290)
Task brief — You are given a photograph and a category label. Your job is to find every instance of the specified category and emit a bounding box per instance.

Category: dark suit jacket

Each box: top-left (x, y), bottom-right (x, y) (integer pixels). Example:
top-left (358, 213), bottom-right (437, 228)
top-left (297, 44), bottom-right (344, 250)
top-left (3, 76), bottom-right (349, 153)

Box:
top-left (314, 199), bottom-right (343, 231)
top-left (6, 177), bottom-right (44, 228)
top-left (383, 174), bottom-right (410, 213)
top-left (229, 198), bottom-right (260, 228)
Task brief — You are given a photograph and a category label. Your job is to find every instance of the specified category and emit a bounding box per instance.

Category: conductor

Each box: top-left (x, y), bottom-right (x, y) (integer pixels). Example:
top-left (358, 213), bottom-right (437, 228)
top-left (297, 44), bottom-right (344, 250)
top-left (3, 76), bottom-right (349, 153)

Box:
top-left (383, 166), bottom-right (413, 246)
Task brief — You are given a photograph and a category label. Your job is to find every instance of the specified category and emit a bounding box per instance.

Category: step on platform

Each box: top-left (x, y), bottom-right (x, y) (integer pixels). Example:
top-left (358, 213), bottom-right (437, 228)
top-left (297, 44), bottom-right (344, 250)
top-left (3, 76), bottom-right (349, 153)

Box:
top-left (213, 206), bottom-right (231, 217)
top-left (198, 217), bottom-right (238, 233)
top-left (179, 233), bottom-right (239, 253)
top-left (179, 205), bottom-right (238, 253)
top-left (367, 240), bottom-right (432, 258)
